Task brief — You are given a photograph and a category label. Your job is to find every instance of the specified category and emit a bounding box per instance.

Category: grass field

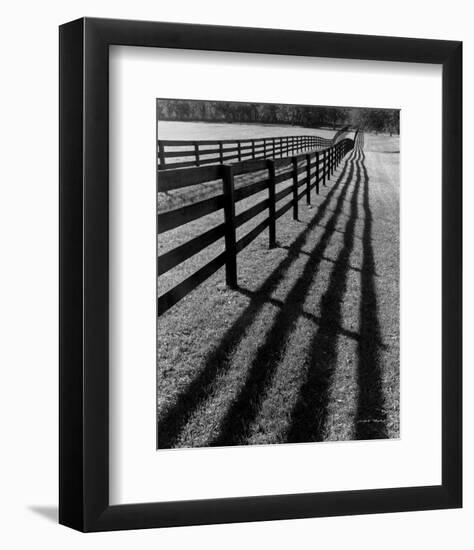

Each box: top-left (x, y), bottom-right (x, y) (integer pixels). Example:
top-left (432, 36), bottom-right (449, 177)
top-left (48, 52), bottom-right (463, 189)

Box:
top-left (157, 129), bottom-right (399, 449)
top-left (157, 120), bottom-right (339, 141)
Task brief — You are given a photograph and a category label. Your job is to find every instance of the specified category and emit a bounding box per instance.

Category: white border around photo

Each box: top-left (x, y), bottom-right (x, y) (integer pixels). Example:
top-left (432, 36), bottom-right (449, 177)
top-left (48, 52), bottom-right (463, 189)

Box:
top-left (109, 45), bottom-right (442, 505)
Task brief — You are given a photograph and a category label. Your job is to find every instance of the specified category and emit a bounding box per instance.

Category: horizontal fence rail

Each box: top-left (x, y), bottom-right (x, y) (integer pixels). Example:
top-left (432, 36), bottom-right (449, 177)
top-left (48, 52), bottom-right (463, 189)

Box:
top-left (157, 127), bottom-right (350, 170)
top-left (157, 133), bottom-right (358, 316)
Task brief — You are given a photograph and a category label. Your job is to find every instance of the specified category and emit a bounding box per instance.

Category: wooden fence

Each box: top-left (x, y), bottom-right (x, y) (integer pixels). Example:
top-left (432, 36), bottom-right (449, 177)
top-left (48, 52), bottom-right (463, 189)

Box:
top-left (157, 134), bottom-right (356, 316)
top-left (158, 128), bottom-right (349, 170)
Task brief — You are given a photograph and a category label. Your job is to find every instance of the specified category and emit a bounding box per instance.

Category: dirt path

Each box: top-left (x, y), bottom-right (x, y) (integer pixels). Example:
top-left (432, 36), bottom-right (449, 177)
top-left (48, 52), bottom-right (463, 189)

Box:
top-left (157, 132), bottom-right (399, 448)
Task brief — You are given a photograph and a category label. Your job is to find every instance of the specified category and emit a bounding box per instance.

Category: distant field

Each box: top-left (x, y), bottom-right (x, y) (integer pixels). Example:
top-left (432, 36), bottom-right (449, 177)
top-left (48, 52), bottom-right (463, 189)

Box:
top-left (157, 121), bottom-right (339, 141)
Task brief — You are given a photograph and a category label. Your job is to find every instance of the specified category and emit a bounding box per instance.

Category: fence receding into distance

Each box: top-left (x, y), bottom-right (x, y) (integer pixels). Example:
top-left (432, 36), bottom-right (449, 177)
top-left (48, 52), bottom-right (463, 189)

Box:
top-left (157, 127), bottom-right (349, 170)
top-left (157, 131), bottom-right (358, 316)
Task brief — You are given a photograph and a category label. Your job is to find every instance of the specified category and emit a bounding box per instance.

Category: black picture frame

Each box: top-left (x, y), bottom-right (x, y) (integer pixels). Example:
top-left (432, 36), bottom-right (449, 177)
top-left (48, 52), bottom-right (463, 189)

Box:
top-left (59, 17), bottom-right (462, 532)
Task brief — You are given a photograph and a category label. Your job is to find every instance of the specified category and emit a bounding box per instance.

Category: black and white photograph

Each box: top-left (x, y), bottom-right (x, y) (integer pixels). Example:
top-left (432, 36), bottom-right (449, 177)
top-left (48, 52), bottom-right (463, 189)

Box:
top-left (156, 99), bottom-right (400, 449)
top-left (0, 0), bottom-right (466, 543)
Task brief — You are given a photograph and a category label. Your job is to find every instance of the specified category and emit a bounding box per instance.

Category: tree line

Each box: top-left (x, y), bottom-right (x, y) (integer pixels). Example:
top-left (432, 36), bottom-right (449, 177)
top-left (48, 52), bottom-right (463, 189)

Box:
top-left (157, 99), bottom-right (400, 135)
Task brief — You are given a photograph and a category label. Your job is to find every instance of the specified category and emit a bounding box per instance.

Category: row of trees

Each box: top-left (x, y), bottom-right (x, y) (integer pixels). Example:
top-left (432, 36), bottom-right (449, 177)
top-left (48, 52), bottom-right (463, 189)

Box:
top-left (157, 99), bottom-right (400, 135)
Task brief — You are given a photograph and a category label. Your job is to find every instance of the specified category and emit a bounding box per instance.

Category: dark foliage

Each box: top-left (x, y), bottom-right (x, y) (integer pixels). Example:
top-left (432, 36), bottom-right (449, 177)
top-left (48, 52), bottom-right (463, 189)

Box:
top-left (157, 99), bottom-right (400, 134)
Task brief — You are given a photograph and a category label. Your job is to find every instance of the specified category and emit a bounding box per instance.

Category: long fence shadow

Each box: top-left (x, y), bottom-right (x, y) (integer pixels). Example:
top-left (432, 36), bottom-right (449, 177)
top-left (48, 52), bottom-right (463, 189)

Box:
top-left (157, 147), bottom-right (357, 448)
top-left (287, 137), bottom-right (388, 441)
top-left (209, 150), bottom-right (358, 446)
top-left (354, 144), bottom-right (388, 439)
top-left (286, 145), bottom-right (362, 442)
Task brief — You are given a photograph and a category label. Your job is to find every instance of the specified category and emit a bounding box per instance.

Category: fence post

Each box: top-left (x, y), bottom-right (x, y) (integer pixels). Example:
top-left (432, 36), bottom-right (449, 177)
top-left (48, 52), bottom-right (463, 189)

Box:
top-left (292, 157), bottom-right (299, 220)
top-left (321, 151), bottom-right (325, 186)
top-left (222, 165), bottom-right (237, 288)
top-left (306, 154), bottom-right (311, 204)
top-left (323, 150), bottom-right (328, 183)
top-left (315, 152), bottom-right (320, 194)
top-left (219, 142), bottom-right (223, 164)
top-left (322, 150), bottom-right (326, 183)
top-left (237, 141), bottom-right (242, 162)
top-left (252, 140), bottom-right (255, 159)
top-left (280, 137), bottom-right (283, 158)
top-left (194, 142), bottom-right (200, 167)
top-left (264, 138), bottom-right (267, 158)
top-left (267, 160), bottom-right (276, 248)
top-left (158, 141), bottom-right (166, 169)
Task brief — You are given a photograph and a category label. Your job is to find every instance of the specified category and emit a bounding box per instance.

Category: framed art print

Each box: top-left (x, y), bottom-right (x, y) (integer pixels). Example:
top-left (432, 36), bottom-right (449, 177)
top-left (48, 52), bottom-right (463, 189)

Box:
top-left (59, 18), bottom-right (462, 531)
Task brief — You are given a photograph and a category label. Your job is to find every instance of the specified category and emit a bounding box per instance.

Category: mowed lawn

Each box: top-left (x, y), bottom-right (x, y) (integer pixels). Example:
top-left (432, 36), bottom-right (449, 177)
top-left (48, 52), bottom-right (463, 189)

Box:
top-left (157, 120), bottom-right (338, 141)
top-left (157, 130), bottom-right (399, 449)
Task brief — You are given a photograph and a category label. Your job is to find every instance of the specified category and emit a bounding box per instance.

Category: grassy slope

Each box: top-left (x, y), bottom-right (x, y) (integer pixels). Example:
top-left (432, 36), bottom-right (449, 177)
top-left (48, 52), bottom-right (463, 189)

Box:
top-left (157, 132), bottom-right (399, 448)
